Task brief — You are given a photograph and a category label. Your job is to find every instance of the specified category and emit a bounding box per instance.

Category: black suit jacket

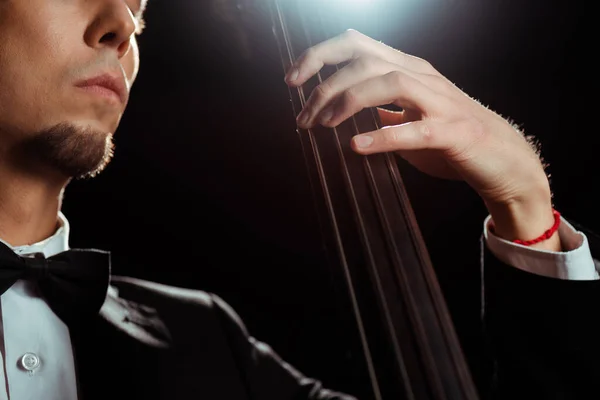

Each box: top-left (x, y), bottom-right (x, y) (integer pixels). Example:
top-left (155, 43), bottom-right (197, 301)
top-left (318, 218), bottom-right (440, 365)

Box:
top-left (483, 222), bottom-right (600, 399)
top-left (70, 276), bottom-right (356, 400)
top-left (69, 223), bottom-right (599, 400)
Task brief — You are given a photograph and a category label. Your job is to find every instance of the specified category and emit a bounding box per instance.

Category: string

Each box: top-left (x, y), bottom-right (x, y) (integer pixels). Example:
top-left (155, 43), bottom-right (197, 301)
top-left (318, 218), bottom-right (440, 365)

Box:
top-left (273, 3), bottom-right (480, 399)
top-left (308, 5), bottom-right (418, 398)
top-left (346, 108), bottom-right (418, 396)
top-left (306, 3), bottom-right (417, 396)
top-left (273, 1), bottom-right (382, 398)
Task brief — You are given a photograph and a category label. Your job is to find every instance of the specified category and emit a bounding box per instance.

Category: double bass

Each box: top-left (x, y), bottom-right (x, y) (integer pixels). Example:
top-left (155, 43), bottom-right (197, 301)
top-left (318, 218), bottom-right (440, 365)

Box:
top-left (267, 1), bottom-right (479, 399)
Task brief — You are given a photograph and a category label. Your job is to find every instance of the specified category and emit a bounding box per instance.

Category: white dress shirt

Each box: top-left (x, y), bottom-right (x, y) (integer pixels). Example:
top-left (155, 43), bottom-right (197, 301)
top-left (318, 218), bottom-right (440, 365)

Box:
top-left (484, 215), bottom-right (599, 280)
top-left (0, 212), bottom-right (78, 400)
top-left (0, 212), bottom-right (596, 400)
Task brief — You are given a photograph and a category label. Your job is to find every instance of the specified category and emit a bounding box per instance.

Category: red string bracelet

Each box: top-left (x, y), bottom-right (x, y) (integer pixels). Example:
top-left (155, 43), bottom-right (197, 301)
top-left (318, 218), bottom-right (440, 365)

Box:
top-left (512, 209), bottom-right (561, 246)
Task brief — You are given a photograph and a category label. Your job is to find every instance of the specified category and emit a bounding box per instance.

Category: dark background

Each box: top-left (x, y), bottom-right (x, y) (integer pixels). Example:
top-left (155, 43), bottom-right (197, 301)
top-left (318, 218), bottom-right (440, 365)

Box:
top-left (63, 0), bottom-right (592, 397)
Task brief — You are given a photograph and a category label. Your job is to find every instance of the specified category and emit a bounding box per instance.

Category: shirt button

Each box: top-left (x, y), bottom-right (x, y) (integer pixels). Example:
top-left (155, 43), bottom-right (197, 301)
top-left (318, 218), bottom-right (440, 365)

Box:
top-left (20, 353), bottom-right (41, 371)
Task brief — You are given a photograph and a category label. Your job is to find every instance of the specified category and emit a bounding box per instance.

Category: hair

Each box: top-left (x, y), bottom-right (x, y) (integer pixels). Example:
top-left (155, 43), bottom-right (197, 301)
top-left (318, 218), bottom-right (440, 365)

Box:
top-left (17, 122), bottom-right (115, 180)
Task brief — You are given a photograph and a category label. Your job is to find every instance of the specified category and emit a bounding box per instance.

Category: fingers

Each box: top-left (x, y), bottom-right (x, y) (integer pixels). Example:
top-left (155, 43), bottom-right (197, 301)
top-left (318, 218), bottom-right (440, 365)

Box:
top-left (350, 120), bottom-right (454, 155)
top-left (296, 56), bottom-right (399, 127)
top-left (284, 32), bottom-right (359, 85)
top-left (300, 70), bottom-right (446, 129)
top-left (285, 29), bottom-right (438, 87)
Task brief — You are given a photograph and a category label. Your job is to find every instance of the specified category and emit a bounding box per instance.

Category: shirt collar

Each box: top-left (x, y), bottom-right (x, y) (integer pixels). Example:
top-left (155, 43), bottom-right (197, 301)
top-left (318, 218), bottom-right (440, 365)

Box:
top-left (0, 211), bottom-right (70, 258)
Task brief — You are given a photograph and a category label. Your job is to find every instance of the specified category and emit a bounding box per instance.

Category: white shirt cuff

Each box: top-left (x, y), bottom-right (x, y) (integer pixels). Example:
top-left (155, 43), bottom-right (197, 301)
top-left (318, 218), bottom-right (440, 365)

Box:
top-left (484, 215), bottom-right (599, 280)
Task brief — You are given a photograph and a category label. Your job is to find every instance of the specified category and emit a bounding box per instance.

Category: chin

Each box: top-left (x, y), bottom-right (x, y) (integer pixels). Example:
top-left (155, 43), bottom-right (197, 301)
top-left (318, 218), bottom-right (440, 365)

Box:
top-left (19, 121), bottom-right (116, 180)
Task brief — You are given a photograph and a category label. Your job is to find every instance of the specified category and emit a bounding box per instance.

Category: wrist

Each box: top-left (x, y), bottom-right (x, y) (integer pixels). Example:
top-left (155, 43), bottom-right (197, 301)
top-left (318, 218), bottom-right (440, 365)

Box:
top-left (485, 188), bottom-right (562, 252)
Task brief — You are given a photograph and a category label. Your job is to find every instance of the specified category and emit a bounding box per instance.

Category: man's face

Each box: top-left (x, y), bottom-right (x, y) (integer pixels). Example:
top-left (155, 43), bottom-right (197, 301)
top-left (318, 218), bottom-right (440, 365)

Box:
top-left (0, 0), bottom-right (146, 178)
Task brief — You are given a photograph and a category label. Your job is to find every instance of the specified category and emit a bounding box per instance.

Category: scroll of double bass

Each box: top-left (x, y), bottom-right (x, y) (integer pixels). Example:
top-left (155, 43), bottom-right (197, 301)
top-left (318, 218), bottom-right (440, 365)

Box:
top-left (269, 1), bottom-right (479, 398)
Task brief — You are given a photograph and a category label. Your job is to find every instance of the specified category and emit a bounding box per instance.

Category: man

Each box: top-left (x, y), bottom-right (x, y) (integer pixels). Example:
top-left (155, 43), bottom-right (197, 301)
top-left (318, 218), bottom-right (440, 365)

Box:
top-left (0, 1), bottom-right (596, 399)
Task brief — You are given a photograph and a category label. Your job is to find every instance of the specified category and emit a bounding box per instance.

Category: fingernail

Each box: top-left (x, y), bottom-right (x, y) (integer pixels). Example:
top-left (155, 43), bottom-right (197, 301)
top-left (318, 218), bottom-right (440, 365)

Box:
top-left (354, 135), bottom-right (373, 148)
top-left (286, 68), bottom-right (299, 82)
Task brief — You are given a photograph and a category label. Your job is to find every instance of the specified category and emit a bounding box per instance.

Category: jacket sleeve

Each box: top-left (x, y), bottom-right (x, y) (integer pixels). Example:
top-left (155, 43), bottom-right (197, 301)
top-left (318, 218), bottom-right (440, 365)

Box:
top-left (210, 294), bottom-right (358, 400)
top-left (482, 237), bottom-right (600, 400)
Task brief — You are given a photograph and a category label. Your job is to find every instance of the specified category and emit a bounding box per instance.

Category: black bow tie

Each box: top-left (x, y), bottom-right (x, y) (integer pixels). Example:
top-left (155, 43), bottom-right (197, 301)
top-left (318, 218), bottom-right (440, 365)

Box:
top-left (0, 241), bottom-right (110, 326)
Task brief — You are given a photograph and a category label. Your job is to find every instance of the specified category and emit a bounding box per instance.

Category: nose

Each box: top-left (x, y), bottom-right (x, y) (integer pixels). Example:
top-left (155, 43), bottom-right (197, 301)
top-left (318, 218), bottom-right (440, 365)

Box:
top-left (85, 0), bottom-right (138, 60)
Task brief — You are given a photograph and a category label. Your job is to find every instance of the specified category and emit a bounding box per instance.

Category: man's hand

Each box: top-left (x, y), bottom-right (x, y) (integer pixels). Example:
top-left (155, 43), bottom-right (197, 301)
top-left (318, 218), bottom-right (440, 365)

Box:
top-left (285, 29), bottom-right (560, 251)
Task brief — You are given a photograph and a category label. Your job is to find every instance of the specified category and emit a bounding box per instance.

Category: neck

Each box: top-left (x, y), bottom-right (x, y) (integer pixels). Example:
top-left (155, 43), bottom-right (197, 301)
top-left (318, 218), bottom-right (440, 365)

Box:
top-left (0, 163), bottom-right (69, 247)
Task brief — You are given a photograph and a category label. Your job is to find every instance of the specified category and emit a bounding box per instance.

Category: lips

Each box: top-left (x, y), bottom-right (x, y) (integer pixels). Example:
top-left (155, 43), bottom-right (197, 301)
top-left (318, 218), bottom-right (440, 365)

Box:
top-left (74, 73), bottom-right (128, 105)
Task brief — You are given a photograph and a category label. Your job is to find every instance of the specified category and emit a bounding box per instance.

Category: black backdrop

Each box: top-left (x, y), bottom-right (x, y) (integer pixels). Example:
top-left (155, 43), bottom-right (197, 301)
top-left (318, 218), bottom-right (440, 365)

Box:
top-left (62, 0), bottom-right (593, 397)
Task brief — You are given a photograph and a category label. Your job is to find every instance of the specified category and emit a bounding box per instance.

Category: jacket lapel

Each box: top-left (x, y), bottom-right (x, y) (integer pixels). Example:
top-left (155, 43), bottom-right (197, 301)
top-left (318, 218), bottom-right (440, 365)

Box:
top-left (69, 287), bottom-right (171, 400)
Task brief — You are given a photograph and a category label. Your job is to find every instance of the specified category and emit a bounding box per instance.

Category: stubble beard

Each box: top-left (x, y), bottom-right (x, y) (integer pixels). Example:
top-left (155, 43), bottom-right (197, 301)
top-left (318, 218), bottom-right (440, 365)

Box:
top-left (22, 122), bottom-right (115, 180)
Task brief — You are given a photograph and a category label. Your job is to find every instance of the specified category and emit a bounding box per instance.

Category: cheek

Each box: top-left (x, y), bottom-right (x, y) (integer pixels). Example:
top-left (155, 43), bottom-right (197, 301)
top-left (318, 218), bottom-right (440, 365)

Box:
top-left (124, 38), bottom-right (140, 85)
top-left (0, 14), bottom-right (68, 129)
